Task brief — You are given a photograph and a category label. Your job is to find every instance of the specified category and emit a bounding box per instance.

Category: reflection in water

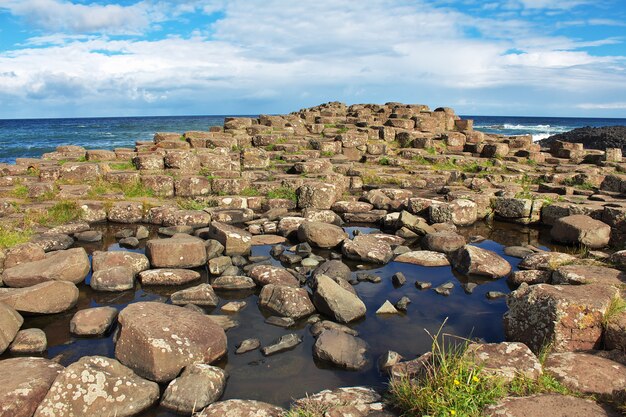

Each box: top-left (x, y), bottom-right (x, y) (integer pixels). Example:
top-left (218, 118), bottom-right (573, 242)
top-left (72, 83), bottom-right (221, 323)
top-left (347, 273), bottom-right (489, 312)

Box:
top-left (0, 221), bottom-right (562, 415)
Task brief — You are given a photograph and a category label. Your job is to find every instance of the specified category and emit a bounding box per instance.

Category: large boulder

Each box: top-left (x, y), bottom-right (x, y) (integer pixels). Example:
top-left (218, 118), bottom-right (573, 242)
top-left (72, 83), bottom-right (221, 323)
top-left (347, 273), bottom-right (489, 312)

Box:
top-left (1, 248), bottom-right (90, 288)
top-left (450, 245), bottom-right (511, 278)
top-left (0, 281), bottom-right (79, 314)
top-left (0, 302), bottom-right (23, 354)
top-left (248, 265), bottom-right (299, 287)
top-left (312, 260), bottom-right (352, 282)
top-left (34, 356), bottom-right (159, 417)
top-left (92, 251), bottom-right (149, 276)
top-left (170, 284), bottom-right (219, 307)
top-left (138, 268), bottom-right (201, 286)
top-left (551, 215), bottom-right (611, 249)
top-left (551, 265), bottom-right (626, 286)
top-left (297, 182), bottom-right (337, 210)
top-left (196, 400), bottom-right (285, 417)
top-left (312, 275), bottom-right (366, 323)
top-left (90, 266), bottom-right (135, 292)
top-left (258, 284), bottom-right (316, 319)
top-left (115, 302), bottom-right (227, 382)
top-left (484, 394), bottom-right (620, 417)
top-left (161, 364), bottom-right (227, 414)
top-left (342, 235), bottom-right (393, 264)
top-left (0, 357), bottom-right (64, 417)
top-left (394, 250), bottom-right (450, 266)
top-left (504, 283), bottom-right (618, 353)
top-left (465, 342), bottom-right (542, 382)
top-left (207, 222), bottom-right (252, 256)
top-left (70, 306), bottom-right (118, 336)
top-left (146, 236), bottom-right (207, 268)
top-left (313, 330), bottom-right (368, 370)
top-left (297, 221), bottom-right (348, 248)
top-left (518, 252), bottom-right (577, 271)
top-left (422, 231), bottom-right (466, 253)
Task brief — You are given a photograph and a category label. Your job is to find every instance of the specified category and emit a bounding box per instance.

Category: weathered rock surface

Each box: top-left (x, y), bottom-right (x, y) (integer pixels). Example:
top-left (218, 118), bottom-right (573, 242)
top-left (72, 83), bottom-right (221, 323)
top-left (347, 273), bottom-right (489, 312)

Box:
top-left (0, 357), bottom-right (64, 417)
top-left (504, 283), bottom-right (618, 353)
top-left (422, 231), bottom-right (466, 253)
top-left (483, 394), bottom-right (620, 417)
top-left (465, 342), bottom-right (542, 382)
top-left (0, 302), bottom-right (23, 354)
top-left (170, 283), bottom-right (219, 307)
top-left (394, 250), bottom-right (450, 266)
top-left (0, 281), bottom-right (79, 314)
top-left (313, 330), bottom-right (368, 370)
top-left (211, 275), bottom-right (256, 290)
top-left (161, 364), bottom-right (227, 414)
top-left (9, 328), bottom-right (47, 353)
top-left (34, 356), bottom-right (159, 417)
top-left (92, 251), bottom-right (149, 276)
top-left (258, 284), bottom-right (315, 319)
top-left (297, 221), bottom-right (348, 248)
top-left (207, 221), bottom-right (252, 256)
top-left (551, 265), bottom-right (626, 286)
top-left (90, 266), bottom-right (135, 291)
top-left (342, 235), bottom-right (393, 264)
top-left (551, 215), bottom-right (611, 248)
top-left (115, 302), bottom-right (227, 382)
top-left (1, 247), bottom-right (89, 288)
top-left (518, 252), bottom-right (576, 271)
top-left (146, 236), bottom-right (207, 268)
top-left (70, 306), bottom-right (118, 336)
top-left (138, 268), bottom-right (201, 285)
top-left (312, 275), bottom-right (366, 323)
top-left (450, 245), bottom-right (511, 278)
top-left (292, 386), bottom-right (383, 416)
top-left (196, 399), bottom-right (285, 417)
top-left (249, 265), bottom-right (299, 287)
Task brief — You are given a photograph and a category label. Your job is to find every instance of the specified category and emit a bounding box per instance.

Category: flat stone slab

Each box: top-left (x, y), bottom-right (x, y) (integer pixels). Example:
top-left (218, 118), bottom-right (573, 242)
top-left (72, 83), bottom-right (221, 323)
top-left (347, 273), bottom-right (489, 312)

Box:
top-left (483, 394), bottom-right (621, 417)
top-left (138, 268), bottom-right (201, 285)
top-left (292, 386), bottom-right (383, 416)
top-left (0, 281), bottom-right (79, 314)
top-left (465, 342), bottom-right (542, 382)
top-left (552, 265), bottom-right (626, 286)
top-left (70, 306), bottom-right (118, 336)
top-left (161, 363), bottom-right (227, 414)
top-left (196, 399), bottom-right (285, 417)
top-left (394, 250), bottom-right (450, 266)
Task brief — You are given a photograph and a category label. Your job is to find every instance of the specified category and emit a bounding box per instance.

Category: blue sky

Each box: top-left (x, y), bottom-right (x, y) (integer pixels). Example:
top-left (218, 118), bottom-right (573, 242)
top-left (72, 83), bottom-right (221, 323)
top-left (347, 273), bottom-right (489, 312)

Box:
top-left (0, 0), bottom-right (625, 118)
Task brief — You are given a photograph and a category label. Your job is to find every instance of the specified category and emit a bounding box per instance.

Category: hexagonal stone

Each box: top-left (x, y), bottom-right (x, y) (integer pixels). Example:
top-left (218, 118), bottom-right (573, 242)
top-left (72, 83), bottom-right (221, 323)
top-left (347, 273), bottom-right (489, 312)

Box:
top-left (465, 342), bottom-right (542, 382)
top-left (146, 236), bottom-right (207, 268)
top-left (207, 222), bottom-right (252, 256)
top-left (258, 284), bottom-right (315, 319)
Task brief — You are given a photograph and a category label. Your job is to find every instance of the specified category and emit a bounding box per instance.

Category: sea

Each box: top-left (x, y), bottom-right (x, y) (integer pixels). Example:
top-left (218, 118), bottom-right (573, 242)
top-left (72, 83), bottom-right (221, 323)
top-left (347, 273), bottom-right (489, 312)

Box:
top-left (0, 114), bottom-right (625, 164)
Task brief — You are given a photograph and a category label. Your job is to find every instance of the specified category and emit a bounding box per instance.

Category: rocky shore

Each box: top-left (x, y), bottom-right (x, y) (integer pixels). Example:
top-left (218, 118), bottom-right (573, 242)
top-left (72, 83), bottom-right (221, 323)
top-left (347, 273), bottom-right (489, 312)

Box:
top-left (0, 101), bottom-right (625, 416)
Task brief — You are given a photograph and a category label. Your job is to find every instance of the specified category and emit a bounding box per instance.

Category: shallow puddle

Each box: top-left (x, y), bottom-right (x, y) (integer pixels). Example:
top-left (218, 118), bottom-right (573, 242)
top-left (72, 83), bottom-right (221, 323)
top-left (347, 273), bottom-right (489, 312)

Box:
top-left (0, 221), bottom-right (564, 414)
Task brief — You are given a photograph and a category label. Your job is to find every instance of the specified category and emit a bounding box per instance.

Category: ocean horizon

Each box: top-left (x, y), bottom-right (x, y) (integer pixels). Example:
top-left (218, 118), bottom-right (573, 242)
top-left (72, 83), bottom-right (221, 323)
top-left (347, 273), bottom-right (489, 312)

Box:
top-left (1, 113), bottom-right (625, 164)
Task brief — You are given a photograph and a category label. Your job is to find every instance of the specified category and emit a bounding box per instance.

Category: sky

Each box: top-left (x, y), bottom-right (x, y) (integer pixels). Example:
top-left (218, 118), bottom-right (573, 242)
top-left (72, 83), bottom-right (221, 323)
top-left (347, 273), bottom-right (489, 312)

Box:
top-left (0, 0), bottom-right (625, 119)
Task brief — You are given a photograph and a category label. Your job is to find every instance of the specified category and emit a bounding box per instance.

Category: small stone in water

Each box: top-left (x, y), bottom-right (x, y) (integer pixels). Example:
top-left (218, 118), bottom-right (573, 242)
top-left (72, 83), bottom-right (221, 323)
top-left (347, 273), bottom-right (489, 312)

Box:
top-left (265, 316), bottom-right (295, 328)
top-left (231, 255), bottom-right (248, 266)
top-left (434, 283), bottom-right (453, 296)
top-left (463, 282), bottom-right (478, 294)
top-left (115, 228), bottom-right (134, 239)
top-left (236, 338), bottom-right (261, 354)
top-left (376, 300), bottom-right (399, 315)
top-left (221, 301), bottom-right (247, 313)
top-left (392, 272), bottom-right (406, 286)
top-left (301, 257), bottom-right (319, 267)
top-left (135, 225), bottom-right (150, 240)
top-left (486, 291), bottom-right (506, 299)
top-left (119, 237), bottom-right (139, 248)
top-left (296, 242), bottom-right (312, 256)
top-left (270, 245), bottom-right (284, 257)
top-left (415, 281), bottom-right (432, 290)
top-left (395, 296), bottom-right (411, 311)
top-left (393, 245), bottom-right (411, 255)
top-left (357, 273), bottom-right (381, 283)
top-left (279, 253), bottom-right (302, 265)
top-left (261, 333), bottom-right (302, 356)
top-left (307, 314), bottom-right (321, 325)
top-left (378, 350), bottom-right (403, 373)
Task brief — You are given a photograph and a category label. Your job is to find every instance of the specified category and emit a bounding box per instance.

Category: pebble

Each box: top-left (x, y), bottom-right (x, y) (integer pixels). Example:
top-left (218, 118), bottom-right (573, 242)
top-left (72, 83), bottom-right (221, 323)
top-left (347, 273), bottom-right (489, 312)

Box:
top-left (265, 316), bottom-right (295, 328)
top-left (415, 281), bottom-right (432, 290)
top-left (221, 301), bottom-right (247, 313)
top-left (392, 272), bottom-right (406, 286)
top-left (395, 296), bottom-right (411, 311)
top-left (236, 338), bottom-right (261, 354)
top-left (261, 333), bottom-right (302, 356)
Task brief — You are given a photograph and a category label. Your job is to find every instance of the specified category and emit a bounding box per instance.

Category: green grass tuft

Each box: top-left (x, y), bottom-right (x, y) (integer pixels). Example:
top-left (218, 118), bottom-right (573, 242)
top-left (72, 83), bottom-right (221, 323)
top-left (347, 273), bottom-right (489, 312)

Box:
top-left (11, 184), bottom-right (29, 198)
top-left (109, 161), bottom-right (136, 170)
top-left (267, 186), bottom-right (297, 201)
top-left (241, 187), bottom-right (261, 197)
top-left (603, 295), bottom-right (626, 328)
top-left (177, 199), bottom-right (206, 210)
top-left (37, 200), bottom-right (83, 226)
top-left (0, 226), bottom-right (33, 249)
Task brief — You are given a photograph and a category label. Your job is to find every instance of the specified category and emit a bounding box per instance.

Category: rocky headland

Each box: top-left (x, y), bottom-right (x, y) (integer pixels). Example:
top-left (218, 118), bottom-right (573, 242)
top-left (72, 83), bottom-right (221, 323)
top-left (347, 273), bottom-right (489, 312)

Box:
top-left (0, 101), bottom-right (625, 417)
top-left (539, 125), bottom-right (626, 152)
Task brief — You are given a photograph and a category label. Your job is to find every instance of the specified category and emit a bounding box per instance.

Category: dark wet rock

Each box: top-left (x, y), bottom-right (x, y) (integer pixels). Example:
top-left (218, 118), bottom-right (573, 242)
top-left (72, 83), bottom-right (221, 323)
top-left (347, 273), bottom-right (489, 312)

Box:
top-left (0, 281), bottom-right (79, 314)
top-left (0, 302), bottom-right (23, 354)
top-left (70, 306), bottom-right (118, 336)
top-left (507, 269), bottom-right (552, 286)
top-left (610, 250), bottom-right (626, 271)
top-left (504, 283), bottom-right (618, 353)
top-left (92, 251), bottom-right (150, 276)
top-left (265, 316), bottom-right (295, 328)
top-left (466, 342), bottom-right (542, 382)
top-left (310, 320), bottom-right (358, 337)
top-left (261, 333), bottom-right (302, 356)
top-left (376, 300), bottom-right (399, 314)
top-left (8, 328), bottom-right (46, 353)
top-left (249, 264), bottom-right (299, 287)
top-left (394, 250), bottom-right (449, 266)
top-left (392, 272), bottom-right (406, 286)
top-left (551, 265), bottom-right (626, 286)
top-left (518, 252), bottom-right (576, 271)
top-left (313, 260), bottom-right (352, 282)
top-left (211, 276), bottom-right (256, 290)
top-left (258, 284), bottom-right (315, 319)
top-left (146, 236), bottom-right (207, 268)
top-left (119, 237), bottom-right (140, 248)
top-left (270, 245), bottom-right (284, 258)
top-left (207, 221), bottom-right (252, 256)
top-left (278, 252), bottom-right (302, 265)
top-left (415, 281), bottom-right (432, 290)
top-left (235, 338), bottom-right (260, 354)
top-left (343, 235), bottom-right (393, 264)
top-left (3, 242), bottom-right (45, 269)
top-left (297, 221), bottom-right (348, 249)
top-left (139, 268), bottom-right (200, 286)
top-left (161, 364), bottom-right (227, 414)
top-left (31, 233), bottom-right (74, 252)
top-left (504, 245), bottom-right (535, 258)
top-left (115, 302), bottom-right (227, 382)
top-left (0, 357), bottom-right (64, 417)
top-left (395, 296), bottom-right (411, 311)
top-left (450, 245), bottom-right (511, 278)
top-left (434, 282), bottom-right (453, 296)
top-left (313, 330), bottom-right (368, 370)
top-left (196, 399), bottom-right (285, 417)
top-left (312, 275), bottom-right (366, 323)
top-left (544, 352), bottom-right (626, 401)
top-left (357, 272), bottom-right (381, 283)
top-left (91, 266), bottom-right (135, 292)
top-left (74, 230), bottom-right (103, 242)
top-left (389, 351), bottom-right (433, 379)
top-left (422, 231), bottom-right (466, 253)
top-left (34, 356), bottom-right (159, 417)
top-left (551, 215), bottom-right (611, 249)
top-left (2, 247), bottom-right (90, 288)
top-left (483, 394), bottom-right (620, 417)
top-left (171, 284), bottom-right (219, 307)
top-left (539, 125), bottom-right (626, 152)
top-left (115, 228), bottom-right (134, 239)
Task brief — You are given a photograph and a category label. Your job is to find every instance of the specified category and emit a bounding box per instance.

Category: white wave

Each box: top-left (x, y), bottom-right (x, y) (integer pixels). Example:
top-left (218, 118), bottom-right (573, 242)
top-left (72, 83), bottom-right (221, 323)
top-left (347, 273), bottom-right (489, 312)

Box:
top-left (532, 133), bottom-right (552, 142)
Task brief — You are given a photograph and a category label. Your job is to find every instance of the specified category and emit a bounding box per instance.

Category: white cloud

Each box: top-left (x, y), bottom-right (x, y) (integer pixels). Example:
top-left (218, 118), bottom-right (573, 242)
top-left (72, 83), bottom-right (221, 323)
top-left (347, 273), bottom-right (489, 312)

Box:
top-left (577, 102), bottom-right (626, 110)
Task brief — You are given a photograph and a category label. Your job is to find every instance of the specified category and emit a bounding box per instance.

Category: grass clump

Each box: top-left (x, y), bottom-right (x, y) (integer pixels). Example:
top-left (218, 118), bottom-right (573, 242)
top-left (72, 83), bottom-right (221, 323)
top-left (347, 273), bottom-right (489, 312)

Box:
top-left (109, 161), bottom-right (137, 170)
top-left (267, 186), bottom-right (297, 201)
top-left (120, 182), bottom-right (155, 198)
top-left (11, 184), bottom-right (29, 198)
top-left (320, 151), bottom-right (334, 157)
top-left (0, 226), bottom-right (33, 249)
top-left (37, 201), bottom-right (82, 226)
top-left (379, 156), bottom-right (391, 166)
top-left (241, 187), bottom-right (261, 197)
top-left (177, 199), bottom-right (206, 210)
top-left (603, 295), bottom-right (626, 328)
